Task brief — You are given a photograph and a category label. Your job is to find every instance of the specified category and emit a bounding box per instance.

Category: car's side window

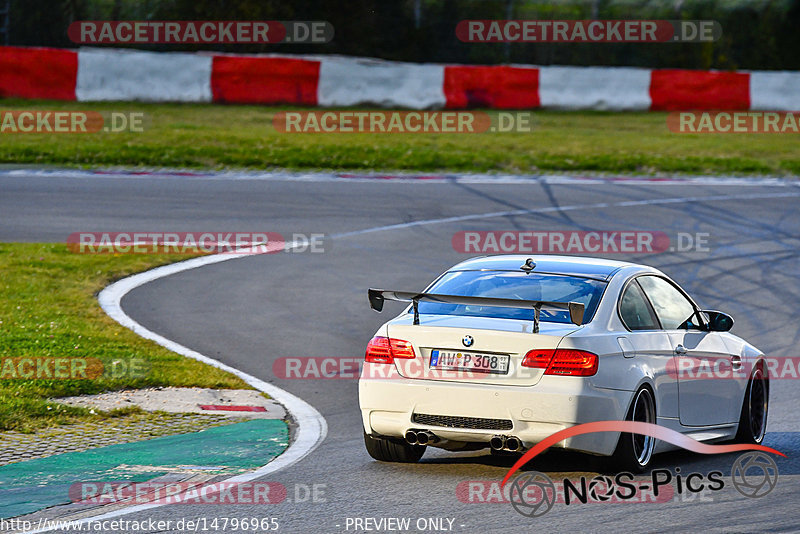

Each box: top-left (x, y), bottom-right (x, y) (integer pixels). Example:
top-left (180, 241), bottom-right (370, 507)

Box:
top-left (619, 281), bottom-right (659, 331)
top-left (637, 276), bottom-right (698, 330)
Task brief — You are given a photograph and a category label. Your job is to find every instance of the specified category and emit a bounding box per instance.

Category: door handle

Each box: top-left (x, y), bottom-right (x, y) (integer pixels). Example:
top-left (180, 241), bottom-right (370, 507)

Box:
top-left (675, 344), bottom-right (688, 355)
top-left (731, 355), bottom-right (742, 370)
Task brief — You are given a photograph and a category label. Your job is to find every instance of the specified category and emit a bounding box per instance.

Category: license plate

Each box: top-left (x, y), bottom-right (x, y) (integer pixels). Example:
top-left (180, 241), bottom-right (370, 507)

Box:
top-left (430, 350), bottom-right (510, 374)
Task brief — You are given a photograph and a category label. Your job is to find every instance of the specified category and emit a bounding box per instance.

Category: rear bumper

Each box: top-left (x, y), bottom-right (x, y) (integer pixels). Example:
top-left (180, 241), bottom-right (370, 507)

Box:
top-left (358, 362), bottom-right (632, 456)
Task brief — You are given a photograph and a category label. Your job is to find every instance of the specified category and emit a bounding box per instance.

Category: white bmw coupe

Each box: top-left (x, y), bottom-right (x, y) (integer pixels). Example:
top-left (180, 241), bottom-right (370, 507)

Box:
top-left (359, 255), bottom-right (769, 471)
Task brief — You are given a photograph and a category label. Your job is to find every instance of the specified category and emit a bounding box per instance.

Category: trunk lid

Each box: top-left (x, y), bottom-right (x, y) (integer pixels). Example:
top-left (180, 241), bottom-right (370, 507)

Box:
top-left (387, 314), bottom-right (581, 386)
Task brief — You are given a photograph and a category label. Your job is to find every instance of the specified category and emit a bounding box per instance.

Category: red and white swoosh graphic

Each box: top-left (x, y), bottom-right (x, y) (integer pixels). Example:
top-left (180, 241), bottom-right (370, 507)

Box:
top-left (501, 421), bottom-right (785, 487)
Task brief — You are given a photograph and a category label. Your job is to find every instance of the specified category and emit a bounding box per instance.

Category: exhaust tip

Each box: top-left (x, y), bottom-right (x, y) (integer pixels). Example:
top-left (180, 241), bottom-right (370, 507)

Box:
top-left (489, 435), bottom-right (506, 450)
top-left (505, 437), bottom-right (521, 451)
top-left (405, 430), bottom-right (419, 445)
top-left (416, 430), bottom-right (438, 445)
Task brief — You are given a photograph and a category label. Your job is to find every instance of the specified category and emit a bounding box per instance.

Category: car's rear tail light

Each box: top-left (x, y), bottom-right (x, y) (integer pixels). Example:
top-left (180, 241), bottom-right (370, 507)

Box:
top-left (365, 336), bottom-right (415, 364)
top-left (365, 337), bottom-right (392, 364)
top-left (548, 349), bottom-right (598, 376)
top-left (520, 349), bottom-right (554, 369)
top-left (521, 348), bottom-right (598, 376)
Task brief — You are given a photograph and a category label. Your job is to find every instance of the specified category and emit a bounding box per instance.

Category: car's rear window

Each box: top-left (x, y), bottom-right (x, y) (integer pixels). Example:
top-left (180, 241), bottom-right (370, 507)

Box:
top-left (414, 270), bottom-right (607, 324)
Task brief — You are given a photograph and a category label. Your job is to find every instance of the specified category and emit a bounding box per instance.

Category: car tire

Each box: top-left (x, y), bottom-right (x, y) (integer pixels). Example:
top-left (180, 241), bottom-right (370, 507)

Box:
top-left (611, 386), bottom-right (656, 473)
top-left (363, 430), bottom-right (425, 463)
top-left (734, 363), bottom-right (769, 444)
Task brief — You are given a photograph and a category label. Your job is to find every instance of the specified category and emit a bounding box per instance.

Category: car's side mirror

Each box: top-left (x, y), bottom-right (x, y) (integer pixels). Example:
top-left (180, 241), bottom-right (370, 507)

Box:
top-left (701, 310), bottom-right (734, 332)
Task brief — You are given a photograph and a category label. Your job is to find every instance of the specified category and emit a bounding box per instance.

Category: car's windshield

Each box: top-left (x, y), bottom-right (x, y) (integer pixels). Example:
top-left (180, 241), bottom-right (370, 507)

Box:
top-left (414, 270), bottom-right (607, 324)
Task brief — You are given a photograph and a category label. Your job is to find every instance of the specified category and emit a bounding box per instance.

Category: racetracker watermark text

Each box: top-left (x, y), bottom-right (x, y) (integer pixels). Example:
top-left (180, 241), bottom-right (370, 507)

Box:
top-left (456, 20), bottom-right (720, 42)
top-left (668, 112), bottom-right (800, 133)
top-left (457, 478), bottom-right (674, 504)
top-left (68, 21), bottom-right (333, 44)
top-left (67, 232), bottom-right (328, 254)
top-left (70, 481), bottom-right (288, 505)
top-left (273, 111), bottom-right (534, 133)
top-left (0, 357), bottom-right (148, 380)
top-left (668, 356), bottom-right (800, 380)
top-left (453, 231), bottom-right (710, 254)
top-left (0, 111), bottom-right (144, 133)
top-left (274, 357), bottom-right (495, 381)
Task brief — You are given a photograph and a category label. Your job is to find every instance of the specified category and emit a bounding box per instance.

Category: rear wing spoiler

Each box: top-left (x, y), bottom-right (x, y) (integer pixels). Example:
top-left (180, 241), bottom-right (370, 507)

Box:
top-left (367, 288), bottom-right (584, 333)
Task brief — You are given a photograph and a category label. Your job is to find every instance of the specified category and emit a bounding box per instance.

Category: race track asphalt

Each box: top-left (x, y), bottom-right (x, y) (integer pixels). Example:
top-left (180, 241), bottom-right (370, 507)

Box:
top-left (2, 171), bottom-right (799, 533)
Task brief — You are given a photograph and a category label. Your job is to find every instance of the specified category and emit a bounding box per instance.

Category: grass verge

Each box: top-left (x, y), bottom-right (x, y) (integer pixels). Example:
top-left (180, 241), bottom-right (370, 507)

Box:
top-left (0, 243), bottom-right (250, 432)
top-left (0, 100), bottom-right (797, 175)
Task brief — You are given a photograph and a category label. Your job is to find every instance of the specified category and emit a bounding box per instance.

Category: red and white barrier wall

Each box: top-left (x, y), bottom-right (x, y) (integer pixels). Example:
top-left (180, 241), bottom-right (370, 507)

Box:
top-left (2, 46), bottom-right (799, 111)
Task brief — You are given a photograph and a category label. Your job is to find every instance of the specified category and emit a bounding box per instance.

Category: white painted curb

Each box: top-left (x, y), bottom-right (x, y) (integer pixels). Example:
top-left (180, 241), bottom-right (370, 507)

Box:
top-left (24, 244), bottom-right (327, 533)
